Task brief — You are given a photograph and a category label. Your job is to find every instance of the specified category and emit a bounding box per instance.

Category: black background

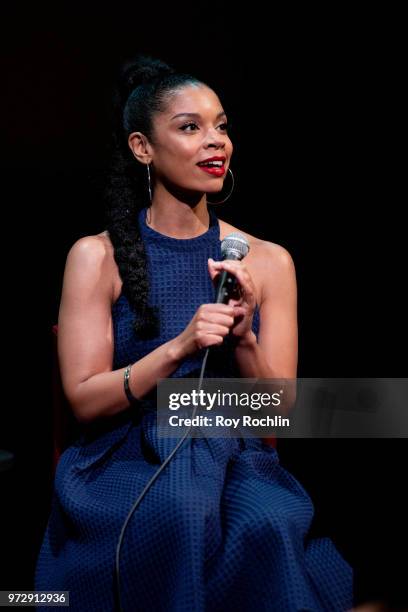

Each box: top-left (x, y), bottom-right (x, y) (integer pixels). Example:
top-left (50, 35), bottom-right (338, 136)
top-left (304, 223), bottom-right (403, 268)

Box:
top-left (1, 4), bottom-right (406, 609)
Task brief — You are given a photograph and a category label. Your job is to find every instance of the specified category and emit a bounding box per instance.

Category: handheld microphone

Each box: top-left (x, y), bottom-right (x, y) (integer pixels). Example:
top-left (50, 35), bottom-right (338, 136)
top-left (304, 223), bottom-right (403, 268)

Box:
top-left (215, 232), bottom-right (250, 303)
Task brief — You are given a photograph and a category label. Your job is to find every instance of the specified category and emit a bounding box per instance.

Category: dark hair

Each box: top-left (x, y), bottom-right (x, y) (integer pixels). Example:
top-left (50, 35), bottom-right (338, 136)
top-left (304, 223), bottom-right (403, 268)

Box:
top-left (103, 55), bottom-right (205, 339)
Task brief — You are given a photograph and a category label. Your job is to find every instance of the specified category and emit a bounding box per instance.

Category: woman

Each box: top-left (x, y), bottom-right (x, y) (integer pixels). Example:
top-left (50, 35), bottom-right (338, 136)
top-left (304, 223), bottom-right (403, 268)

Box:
top-left (35, 55), bottom-right (353, 611)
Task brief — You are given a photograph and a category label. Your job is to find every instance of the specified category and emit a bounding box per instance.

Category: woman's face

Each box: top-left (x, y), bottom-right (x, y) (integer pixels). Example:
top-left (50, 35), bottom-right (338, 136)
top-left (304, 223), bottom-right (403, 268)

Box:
top-left (149, 84), bottom-right (233, 198)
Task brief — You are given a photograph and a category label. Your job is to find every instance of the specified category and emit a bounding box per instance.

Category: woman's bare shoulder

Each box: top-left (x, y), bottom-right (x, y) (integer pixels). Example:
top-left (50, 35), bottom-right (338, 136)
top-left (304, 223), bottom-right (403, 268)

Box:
top-left (66, 231), bottom-right (113, 266)
top-left (65, 231), bottom-right (121, 300)
top-left (218, 217), bottom-right (295, 306)
top-left (218, 217), bottom-right (294, 267)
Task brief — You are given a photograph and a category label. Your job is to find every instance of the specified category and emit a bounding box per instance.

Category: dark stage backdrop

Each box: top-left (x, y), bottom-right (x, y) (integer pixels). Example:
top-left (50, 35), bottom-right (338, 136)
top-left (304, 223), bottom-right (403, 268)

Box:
top-left (1, 5), bottom-right (406, 608)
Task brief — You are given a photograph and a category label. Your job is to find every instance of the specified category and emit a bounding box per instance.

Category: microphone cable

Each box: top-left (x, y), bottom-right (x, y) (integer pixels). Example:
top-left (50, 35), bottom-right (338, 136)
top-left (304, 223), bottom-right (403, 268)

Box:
top-left (114, 346), bottom-right (210, 612)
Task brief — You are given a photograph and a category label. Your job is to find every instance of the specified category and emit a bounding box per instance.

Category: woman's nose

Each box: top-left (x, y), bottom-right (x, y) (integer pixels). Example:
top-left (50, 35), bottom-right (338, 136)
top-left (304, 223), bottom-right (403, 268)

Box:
top-left (206, 142), bottom-right (225, 150)
top-left (206, 136), bottom-right (226, 149)
top-left (206, 128), bottom-right (227, 148)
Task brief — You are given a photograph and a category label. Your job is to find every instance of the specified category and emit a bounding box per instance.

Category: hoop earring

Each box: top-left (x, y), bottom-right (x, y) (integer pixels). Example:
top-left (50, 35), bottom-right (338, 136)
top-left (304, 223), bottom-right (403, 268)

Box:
top-left (146, 162), bottom-right (153, 203)
top-left (207, 167), bottom-right (235, 205)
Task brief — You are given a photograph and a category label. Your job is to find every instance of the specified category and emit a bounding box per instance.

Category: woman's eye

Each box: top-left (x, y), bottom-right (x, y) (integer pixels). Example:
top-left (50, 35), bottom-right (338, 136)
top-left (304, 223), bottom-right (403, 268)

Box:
top-left (179, 122), bottom-right (230, 132)
top-left (180, 123), bottom-right (198, 131)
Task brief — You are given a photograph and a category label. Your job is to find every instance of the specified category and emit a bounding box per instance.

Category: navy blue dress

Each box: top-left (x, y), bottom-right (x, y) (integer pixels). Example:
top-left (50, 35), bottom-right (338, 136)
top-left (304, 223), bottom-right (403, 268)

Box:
top-left (35, 207), bottom-right (353, 611)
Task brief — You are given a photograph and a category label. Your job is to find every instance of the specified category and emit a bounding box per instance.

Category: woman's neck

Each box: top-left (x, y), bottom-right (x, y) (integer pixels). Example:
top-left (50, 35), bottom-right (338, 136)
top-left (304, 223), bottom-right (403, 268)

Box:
top-left (146, 198), bottom-right (210, 239)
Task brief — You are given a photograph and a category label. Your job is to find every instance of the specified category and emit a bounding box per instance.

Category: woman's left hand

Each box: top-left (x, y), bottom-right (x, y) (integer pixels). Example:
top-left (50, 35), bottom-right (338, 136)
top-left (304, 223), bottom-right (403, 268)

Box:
top-left (208, 258), bottom-right (257, 341)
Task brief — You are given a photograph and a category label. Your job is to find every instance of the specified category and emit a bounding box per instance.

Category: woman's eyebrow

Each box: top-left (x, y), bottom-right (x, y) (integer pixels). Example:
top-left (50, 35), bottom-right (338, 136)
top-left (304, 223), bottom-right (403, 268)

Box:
top-left (171, 111), bottom-right (227, 120)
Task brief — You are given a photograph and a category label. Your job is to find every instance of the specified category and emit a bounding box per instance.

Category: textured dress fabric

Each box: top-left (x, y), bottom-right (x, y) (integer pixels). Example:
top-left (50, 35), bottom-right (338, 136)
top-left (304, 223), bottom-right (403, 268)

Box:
top-left (35, 207), bottom-right (353, 611)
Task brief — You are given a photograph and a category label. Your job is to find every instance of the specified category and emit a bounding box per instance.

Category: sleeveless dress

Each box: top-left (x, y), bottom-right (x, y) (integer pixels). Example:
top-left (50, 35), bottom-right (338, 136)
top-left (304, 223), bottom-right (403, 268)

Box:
top-left (35, 207), bottom-right (353, 611)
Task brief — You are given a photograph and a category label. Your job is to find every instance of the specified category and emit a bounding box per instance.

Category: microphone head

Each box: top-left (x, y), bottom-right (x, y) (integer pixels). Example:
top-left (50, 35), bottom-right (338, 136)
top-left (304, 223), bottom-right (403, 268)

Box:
top-left (221, 232), bottom-right (250, 260)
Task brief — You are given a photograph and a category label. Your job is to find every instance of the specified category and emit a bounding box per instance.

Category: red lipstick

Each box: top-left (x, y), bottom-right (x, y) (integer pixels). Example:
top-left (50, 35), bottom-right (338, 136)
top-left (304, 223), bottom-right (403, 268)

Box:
top-left (197, 156), bottom-right (227, 177)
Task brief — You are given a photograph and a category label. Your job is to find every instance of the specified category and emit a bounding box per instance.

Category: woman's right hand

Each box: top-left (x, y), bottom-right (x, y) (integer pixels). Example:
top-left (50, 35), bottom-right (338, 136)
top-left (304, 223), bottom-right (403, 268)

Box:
top-left (174, 303), bottom-right (236, 359)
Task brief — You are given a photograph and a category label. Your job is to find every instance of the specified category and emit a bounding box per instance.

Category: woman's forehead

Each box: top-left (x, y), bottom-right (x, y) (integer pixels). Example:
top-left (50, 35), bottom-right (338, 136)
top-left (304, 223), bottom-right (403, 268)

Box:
top-left (162, 85), bottom-right (223, 118)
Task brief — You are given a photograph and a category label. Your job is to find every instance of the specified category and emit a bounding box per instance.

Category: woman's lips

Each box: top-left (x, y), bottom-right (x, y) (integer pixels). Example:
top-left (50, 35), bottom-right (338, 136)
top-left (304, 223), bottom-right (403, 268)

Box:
top-left (197, 164), bottom-right (226, 176)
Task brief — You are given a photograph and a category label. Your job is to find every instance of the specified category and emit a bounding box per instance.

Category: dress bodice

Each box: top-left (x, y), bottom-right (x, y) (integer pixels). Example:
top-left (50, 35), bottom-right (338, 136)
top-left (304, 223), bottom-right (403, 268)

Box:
top-left (111, 206), bottom-right (260, 379)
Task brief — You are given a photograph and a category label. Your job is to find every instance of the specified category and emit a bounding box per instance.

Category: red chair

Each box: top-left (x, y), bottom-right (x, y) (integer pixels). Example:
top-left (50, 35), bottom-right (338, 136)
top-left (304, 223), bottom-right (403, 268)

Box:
top-left (262, 436), bottom-right (277, 449)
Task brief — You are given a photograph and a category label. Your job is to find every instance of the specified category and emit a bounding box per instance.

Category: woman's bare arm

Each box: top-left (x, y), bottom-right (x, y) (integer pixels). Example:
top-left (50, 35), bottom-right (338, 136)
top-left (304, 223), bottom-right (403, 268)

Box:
top-left (57, 236), bottom-right (183, 424)
top-left (232, 243), bottom-right (298, 416)
top-left (233, 242), bottom-right (298, 379)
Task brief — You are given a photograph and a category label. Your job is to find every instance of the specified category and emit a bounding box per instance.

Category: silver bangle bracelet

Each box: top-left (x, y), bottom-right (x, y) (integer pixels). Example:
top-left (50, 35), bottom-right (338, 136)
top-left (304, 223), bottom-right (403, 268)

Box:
top-left (124, 364), bottom-right (138, 404)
